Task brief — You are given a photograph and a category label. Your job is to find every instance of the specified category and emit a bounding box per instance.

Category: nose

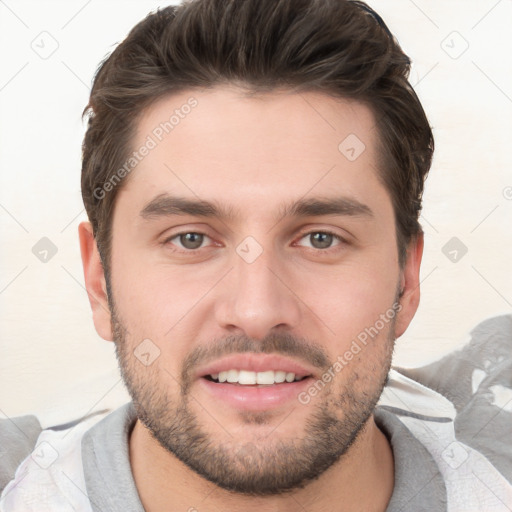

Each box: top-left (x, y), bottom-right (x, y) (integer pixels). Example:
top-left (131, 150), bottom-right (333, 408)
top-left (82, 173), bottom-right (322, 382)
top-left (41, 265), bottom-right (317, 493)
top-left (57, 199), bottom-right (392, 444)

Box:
top-left (214, 243), bottom-right (302, 340)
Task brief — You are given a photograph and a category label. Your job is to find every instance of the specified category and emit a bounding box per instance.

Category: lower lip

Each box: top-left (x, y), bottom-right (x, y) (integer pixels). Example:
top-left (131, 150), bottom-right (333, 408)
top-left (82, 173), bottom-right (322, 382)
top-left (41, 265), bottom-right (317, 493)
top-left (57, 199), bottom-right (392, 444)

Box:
top-left (198, 377), bottom-right (313, 411)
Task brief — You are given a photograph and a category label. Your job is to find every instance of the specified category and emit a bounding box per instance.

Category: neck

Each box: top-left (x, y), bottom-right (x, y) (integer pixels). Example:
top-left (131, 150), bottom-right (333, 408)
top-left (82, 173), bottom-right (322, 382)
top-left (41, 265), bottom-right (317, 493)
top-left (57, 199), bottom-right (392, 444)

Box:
top-left (129, 415), bottom-right (394, 512)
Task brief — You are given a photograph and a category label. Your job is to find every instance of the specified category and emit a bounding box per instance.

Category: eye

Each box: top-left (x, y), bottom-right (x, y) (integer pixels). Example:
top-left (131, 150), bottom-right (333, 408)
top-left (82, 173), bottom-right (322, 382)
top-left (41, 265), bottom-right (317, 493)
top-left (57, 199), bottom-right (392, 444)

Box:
top-left (165, 232), bottom-right (211, 250)
top-left (296, 231), bottom-right (344, 250)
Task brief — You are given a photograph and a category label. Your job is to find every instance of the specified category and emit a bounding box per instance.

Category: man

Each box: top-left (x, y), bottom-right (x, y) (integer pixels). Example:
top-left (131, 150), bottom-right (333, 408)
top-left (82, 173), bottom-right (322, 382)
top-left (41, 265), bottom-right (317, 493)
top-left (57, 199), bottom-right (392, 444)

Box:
top-left (1, 0), bottom-right (510, 510)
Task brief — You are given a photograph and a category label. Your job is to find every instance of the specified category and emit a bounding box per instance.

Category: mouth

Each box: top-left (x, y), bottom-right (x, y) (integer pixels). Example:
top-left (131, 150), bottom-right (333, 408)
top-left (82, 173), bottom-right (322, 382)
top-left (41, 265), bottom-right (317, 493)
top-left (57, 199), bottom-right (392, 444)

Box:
top-left (195, 354), bottom-right (316, 410)
top-left (196, 353), bottom-right (316, 384)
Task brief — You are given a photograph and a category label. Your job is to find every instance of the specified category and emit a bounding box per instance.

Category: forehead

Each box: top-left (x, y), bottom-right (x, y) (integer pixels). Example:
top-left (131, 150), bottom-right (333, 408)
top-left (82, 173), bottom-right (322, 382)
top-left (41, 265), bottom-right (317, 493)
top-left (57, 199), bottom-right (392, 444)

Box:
top-left (117, 86), bottom-right (389, 221)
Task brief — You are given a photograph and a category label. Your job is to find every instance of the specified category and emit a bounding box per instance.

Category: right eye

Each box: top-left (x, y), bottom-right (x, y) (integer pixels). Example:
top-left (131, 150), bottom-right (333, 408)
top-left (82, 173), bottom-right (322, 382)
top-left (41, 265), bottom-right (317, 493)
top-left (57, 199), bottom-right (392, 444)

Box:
top-left (164, 232), bottom-right (212, 251)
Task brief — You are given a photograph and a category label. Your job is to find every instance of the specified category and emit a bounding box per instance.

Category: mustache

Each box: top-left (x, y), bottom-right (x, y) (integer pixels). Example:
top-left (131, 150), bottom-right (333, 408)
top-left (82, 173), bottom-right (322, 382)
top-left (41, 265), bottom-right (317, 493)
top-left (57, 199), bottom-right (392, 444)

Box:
top-left (181, 331), bottom-right (331, 385)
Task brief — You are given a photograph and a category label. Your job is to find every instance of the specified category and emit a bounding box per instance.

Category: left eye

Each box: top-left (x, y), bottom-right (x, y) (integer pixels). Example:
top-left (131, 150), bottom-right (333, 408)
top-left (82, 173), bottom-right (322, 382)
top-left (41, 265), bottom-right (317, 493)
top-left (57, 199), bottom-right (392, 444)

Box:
top-left (167, 232), bottom-right (211, 250)
top-left (296, 231), bottom-right (342, 250)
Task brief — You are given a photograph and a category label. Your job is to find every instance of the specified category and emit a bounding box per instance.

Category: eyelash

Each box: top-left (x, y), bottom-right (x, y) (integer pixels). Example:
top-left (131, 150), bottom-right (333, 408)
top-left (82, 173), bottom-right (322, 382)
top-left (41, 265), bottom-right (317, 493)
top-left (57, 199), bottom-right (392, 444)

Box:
top-left (163, 229), bottom-right (347, 254)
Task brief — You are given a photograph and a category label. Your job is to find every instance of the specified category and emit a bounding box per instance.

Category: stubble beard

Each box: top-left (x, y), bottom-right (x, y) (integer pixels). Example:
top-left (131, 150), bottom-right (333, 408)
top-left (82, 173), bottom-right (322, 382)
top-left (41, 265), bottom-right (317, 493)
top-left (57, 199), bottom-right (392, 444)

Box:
top-left (111, 302), bottom-right (396, 496)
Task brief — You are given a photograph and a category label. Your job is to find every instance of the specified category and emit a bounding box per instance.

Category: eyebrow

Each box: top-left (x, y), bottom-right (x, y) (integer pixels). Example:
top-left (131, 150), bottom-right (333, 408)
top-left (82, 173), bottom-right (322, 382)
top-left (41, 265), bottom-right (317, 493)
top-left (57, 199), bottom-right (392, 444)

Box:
top-left (139, 193), bottom-right (374, 222)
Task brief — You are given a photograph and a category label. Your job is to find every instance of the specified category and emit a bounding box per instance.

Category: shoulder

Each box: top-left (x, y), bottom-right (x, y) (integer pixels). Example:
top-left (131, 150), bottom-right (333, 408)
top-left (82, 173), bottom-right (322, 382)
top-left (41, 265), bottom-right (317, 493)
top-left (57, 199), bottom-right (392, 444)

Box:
top-left (0, 414), bottom-right (42, 493)
top-left (395, 314), bottom-right (512, 482)
top-left (380, 315), bottom-right (512, 510)
top-left (0, 409), bottom-right (111, 511)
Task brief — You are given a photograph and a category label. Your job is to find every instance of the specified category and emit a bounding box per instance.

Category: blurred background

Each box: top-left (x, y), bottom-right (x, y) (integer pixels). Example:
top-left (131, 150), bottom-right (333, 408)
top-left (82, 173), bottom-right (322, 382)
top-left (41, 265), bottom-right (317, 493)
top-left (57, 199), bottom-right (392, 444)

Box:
top-left (1, 0), bottom-right (511, 427)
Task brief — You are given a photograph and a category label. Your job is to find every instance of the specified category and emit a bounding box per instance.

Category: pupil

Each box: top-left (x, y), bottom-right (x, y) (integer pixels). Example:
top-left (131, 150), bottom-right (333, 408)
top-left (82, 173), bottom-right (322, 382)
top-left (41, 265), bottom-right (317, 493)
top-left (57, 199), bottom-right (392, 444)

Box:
top-left (311, 232), bottom-right (332, 249)
top-left (180, 233), bottom-right (203, 249)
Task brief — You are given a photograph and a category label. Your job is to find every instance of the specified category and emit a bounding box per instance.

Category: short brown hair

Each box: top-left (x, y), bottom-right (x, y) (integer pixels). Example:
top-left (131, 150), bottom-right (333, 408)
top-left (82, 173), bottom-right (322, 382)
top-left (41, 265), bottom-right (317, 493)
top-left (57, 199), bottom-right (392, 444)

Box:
top-left (81, 0), bottom-right (434, 285)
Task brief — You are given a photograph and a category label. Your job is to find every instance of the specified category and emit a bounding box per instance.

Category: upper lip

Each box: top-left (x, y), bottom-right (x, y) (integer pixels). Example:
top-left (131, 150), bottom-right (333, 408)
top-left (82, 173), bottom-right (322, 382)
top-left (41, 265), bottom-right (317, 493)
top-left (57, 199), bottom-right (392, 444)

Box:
top-left (196, 354), bottom-right (316, 379)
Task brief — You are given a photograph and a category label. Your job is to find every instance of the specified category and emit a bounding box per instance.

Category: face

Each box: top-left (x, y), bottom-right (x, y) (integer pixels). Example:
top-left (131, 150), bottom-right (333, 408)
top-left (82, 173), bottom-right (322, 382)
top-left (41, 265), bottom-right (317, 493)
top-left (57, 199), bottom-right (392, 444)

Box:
top-left (83, 86), bottom-right (422, 495)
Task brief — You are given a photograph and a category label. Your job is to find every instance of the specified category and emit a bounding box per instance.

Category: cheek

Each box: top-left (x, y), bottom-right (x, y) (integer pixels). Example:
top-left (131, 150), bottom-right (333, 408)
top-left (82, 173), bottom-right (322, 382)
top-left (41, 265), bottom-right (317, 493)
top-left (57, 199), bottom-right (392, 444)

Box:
top-left (292, 254), bottom-right (399, 340)
top-left (110, 253), bottom-right (221, 349)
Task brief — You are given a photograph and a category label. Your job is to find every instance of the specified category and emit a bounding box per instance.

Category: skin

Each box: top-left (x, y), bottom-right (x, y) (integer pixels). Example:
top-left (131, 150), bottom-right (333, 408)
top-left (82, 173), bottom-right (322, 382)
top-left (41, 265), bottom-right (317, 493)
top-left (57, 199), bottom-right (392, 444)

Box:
top-left (79, 86), bottom-right (423, 512)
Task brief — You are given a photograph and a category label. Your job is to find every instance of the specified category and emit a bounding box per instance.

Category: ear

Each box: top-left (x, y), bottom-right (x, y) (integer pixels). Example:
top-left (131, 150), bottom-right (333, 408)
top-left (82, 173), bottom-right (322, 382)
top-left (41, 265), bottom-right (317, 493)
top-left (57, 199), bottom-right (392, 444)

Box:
top-left (395, 232), bottom-right (424, 338)
top-left (78, 221), bottom-right (113, 341)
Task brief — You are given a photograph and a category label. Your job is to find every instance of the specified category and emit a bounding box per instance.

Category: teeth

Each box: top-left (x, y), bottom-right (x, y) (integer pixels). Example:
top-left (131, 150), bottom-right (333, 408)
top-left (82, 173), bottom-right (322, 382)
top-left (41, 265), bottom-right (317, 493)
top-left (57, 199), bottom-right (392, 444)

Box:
top-left (238, 370), bottom-right (256, 385)
top-left (274, 370), bottom-right (286, 383)
top-left (226, 369), bottom-right (238, 383)
top-left (256, 370), bottom-right (274, 385)
top-left (210, 370), bottom-right (307, 385)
